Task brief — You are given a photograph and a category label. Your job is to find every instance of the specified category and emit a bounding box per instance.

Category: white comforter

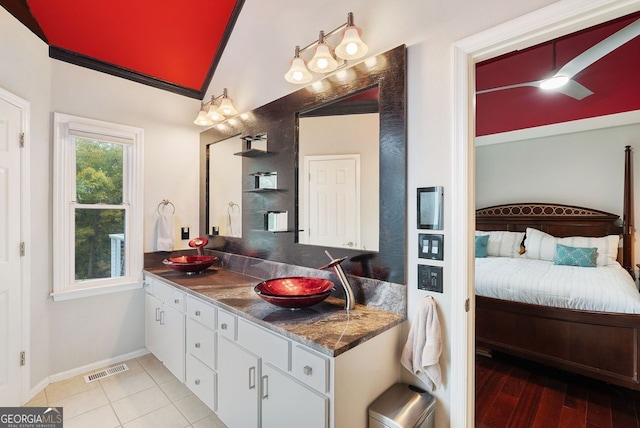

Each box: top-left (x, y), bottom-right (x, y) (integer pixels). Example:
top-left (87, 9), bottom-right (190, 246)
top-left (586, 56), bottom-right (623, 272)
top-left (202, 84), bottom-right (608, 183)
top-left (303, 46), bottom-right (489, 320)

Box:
top-left (475, 257), bottom-right (640, 314)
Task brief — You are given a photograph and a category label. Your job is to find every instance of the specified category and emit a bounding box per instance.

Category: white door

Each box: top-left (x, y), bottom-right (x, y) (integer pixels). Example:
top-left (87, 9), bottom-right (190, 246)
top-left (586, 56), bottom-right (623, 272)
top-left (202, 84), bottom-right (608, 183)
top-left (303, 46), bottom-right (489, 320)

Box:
top-left (0, 92), bottom-right (24, 405)
top-left (305, 155), bottom-right (360, 249)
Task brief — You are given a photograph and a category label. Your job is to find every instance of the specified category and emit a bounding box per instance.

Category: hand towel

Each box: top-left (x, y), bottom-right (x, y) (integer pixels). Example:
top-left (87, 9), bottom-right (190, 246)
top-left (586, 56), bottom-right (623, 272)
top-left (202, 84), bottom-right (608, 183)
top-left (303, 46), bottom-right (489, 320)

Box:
top-left (401, 296), bottom-right (442, 390)
top-left (156, 213), bottom-right (174, 251)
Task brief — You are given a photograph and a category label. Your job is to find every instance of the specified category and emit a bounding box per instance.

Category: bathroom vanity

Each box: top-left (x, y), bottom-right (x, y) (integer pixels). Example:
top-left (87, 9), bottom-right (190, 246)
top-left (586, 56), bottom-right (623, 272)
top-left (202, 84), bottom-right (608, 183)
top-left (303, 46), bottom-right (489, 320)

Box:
top-left (143, 264), bottom-right (404, 428)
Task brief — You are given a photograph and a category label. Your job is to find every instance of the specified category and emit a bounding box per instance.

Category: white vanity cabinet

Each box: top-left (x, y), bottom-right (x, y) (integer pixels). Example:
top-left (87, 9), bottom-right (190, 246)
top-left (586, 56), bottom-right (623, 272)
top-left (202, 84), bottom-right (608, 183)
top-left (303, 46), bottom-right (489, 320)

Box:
top-left (144, 277), bottom-right (186, 382)
top-left (143, 272), bottom-right (403, 428)
top-left (216, 310), bottom-right (330, 428)
top-left (185, 295), bottom-right (217, 411)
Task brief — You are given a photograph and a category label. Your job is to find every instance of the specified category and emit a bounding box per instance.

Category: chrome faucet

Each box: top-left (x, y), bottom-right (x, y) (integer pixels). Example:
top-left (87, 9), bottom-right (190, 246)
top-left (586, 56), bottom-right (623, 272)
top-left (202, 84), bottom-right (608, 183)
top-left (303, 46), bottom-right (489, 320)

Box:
top-left (320, 251), bottom-right (356, 311)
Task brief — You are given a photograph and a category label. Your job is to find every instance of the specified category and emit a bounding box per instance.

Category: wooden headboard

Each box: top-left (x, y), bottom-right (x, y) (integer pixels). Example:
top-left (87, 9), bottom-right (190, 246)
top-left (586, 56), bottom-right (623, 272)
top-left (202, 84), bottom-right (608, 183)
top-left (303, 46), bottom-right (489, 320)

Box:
top-left (476, 146), bottom-right (635, 278)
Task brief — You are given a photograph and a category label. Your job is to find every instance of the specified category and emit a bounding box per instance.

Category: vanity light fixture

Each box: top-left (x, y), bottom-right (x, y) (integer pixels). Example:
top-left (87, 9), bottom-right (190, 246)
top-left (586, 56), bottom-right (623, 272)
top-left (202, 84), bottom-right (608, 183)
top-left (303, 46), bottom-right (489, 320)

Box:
top-left (193, 88), bottom-right (239, 126)
top-left (284, 12), bottom-right (368, 84)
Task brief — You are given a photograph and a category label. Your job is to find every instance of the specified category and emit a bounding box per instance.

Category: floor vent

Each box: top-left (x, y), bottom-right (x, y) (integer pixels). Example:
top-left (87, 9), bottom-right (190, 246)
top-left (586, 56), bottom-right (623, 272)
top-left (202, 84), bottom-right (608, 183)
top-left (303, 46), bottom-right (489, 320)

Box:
top-left (84, 363), bottom-right (129, 383)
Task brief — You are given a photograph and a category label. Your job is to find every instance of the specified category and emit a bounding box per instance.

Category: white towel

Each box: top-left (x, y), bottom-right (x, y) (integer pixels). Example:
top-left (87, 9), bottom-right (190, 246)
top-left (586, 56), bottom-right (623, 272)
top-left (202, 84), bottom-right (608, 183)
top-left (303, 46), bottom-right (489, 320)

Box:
top-left (228, 211), bottom-right (241, 237)
top-left (401, 296), bottom-right (442, 390)
top-left (156, 213), bottom-right (174, 251)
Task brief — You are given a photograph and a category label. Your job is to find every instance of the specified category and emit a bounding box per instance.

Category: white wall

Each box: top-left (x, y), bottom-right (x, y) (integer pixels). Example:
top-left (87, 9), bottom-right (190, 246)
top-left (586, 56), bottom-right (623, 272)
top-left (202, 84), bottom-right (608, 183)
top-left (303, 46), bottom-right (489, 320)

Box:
top-left (477, 121), bottom-right (640, 263)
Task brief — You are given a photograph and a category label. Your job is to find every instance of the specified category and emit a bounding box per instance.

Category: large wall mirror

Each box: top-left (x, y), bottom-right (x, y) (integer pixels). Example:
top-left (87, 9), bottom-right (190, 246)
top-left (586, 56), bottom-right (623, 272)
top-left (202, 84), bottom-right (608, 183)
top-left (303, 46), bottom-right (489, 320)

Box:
top-left (199, 45), bottom-right (406, 284)
top-left (206, 135), bottom-right (242, 237)
top-left (298, 87), bottom-right (380, 251)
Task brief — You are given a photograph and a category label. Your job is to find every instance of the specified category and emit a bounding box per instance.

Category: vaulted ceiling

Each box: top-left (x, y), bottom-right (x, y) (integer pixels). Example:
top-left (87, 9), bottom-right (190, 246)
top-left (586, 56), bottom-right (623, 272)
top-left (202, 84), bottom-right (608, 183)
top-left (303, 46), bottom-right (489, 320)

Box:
top-left (477, 11), bottom-right (640, 136)
top-left (0, 0), bottom-right (244, 99)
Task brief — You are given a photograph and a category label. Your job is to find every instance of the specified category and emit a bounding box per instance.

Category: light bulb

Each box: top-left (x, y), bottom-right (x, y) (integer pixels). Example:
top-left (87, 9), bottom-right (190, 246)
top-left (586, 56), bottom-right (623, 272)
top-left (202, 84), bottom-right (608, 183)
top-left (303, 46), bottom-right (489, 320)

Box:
top-left (540, 75), bottom-right (569, 90)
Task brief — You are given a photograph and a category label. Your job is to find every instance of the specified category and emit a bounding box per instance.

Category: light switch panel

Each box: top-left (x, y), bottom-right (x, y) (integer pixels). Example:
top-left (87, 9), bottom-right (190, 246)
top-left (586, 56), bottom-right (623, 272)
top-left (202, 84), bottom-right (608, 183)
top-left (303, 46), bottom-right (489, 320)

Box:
top-left (418, 233), bottom-right (444, 260)
top-left (418, 265), bottom-right (443, 293)
top-left (181, 227), bottom-right (190, 240)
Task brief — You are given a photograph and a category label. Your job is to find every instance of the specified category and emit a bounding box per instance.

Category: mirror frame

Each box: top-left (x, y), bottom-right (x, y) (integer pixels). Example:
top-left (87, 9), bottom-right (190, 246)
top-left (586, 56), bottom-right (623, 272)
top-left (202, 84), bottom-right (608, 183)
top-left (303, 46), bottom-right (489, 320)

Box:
top-left (199, 45), bottom-right (406, 284)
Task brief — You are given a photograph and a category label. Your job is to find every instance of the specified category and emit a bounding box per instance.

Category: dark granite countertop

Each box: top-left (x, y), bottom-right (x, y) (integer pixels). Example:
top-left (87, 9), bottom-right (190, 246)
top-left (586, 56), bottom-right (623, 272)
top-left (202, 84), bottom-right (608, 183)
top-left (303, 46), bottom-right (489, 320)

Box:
top-left (144, 266), bottom-right (405, 357)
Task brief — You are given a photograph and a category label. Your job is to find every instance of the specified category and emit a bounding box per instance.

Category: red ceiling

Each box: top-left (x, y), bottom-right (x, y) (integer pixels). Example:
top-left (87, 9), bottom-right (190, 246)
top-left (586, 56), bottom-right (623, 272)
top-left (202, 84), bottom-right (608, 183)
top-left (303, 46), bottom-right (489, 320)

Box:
top-left (476, 11), bottom-right (640, 137)
top-left (1, 0), bottom-right (243, 98)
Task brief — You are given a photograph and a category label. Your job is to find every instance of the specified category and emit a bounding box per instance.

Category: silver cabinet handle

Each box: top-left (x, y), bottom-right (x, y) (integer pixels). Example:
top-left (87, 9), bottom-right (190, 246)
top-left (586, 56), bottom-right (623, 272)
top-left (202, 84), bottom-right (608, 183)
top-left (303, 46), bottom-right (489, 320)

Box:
top-left (159, 311), bottom-right (165, 325)
top-left (195, 310), bottom-right (201, 316)
top-left (303, 365), bottom-right (313, 376)
top-left (155, 307), bottom-right (160, 322)
top-left (174, 298), bottom-right (180, 304)
top-left (262, 375), bottom-right (269, 399)
top-left (195, 342), bottom-right (201, 349)
top-left (248, 366), bottom-right (256, 389)
top-left (195, 379), bottom-right (200, 386)
top-left (220, 323), bottom-right (228, 330)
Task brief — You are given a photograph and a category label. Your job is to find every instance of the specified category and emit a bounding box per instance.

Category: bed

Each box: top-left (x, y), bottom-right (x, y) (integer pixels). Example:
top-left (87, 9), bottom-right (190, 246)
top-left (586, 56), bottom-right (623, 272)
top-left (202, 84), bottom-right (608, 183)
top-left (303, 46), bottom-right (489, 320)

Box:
top-left (475, 146), bottom-right (640, 390)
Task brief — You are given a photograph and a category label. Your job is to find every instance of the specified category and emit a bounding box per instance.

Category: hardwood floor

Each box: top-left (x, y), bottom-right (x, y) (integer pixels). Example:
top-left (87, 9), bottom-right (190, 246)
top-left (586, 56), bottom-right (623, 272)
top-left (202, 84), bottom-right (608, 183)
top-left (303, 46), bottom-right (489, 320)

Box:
top-left (476, 352), bottom-right (640, 428)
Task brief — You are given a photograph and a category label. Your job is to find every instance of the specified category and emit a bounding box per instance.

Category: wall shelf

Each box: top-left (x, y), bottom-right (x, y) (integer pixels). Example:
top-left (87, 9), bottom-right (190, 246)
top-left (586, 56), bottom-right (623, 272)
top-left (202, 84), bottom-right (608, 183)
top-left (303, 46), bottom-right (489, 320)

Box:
top-left (234, 149), bottom-right (269, 157)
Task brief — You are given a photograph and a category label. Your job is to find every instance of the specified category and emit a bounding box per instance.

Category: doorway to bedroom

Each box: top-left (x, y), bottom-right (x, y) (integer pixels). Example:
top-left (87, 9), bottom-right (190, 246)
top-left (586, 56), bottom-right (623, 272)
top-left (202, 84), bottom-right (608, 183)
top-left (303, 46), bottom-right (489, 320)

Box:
top-left (469, 6), bottom-right (640, 427)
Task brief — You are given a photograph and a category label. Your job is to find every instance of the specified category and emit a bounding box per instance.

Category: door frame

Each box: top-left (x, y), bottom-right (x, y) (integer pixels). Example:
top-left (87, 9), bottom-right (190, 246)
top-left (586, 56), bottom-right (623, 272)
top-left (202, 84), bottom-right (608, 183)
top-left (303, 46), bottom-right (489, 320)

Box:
top-left (0, 86), bottom-right (31, 404)
top-left (451, 0), bottom-right (640, 426)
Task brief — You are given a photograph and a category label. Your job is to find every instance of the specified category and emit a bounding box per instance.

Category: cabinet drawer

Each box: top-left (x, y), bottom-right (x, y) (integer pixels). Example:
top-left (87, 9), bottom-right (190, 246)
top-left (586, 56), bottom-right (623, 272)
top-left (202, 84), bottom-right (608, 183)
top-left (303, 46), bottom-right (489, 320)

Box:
top-left (238, 318), bottom-right (290, 371)
top-left (154, 279), bottom-right (186, 312)
top-left (217, 308), bottom-right (237, 340)
top-left (186, 318), bottom-right (216, 369)
top-left (292, 345), bottom-right (329, 394)
top-left (186, 354), bottom-right (216, 412)
top-left (186, 295), bottom-right (216, 327)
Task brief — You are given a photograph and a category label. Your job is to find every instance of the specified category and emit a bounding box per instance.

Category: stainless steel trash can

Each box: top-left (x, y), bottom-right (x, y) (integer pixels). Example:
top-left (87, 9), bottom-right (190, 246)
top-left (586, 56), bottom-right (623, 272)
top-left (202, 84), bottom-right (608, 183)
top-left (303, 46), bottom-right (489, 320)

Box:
top-left (368, 383), bottom-right (436, 428)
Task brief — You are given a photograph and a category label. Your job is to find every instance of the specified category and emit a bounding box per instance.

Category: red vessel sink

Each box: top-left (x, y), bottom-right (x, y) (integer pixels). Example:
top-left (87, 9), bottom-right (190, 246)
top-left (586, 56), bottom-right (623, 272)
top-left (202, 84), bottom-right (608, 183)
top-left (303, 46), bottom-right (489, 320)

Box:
top-left (163, 255), bottom-right (217, 274)
top-left (254, 277), bottom-right (335, 309)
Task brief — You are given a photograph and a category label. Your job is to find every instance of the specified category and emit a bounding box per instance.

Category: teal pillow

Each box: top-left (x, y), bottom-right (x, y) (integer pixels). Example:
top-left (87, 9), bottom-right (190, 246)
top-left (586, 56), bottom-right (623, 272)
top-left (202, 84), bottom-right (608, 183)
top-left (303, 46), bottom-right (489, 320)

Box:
top-left (475, 235), bottom-right (489, 258)
top-left (553, 243), bottom-right (597, 267)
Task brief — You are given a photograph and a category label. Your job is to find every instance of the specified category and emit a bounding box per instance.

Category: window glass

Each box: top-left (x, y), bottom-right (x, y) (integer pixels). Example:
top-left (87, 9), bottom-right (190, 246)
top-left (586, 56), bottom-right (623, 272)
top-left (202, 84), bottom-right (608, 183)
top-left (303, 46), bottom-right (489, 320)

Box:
top-left (75, 139), bottom-right (124, 204)
top-left (74, 208), bottom-right (125, 281)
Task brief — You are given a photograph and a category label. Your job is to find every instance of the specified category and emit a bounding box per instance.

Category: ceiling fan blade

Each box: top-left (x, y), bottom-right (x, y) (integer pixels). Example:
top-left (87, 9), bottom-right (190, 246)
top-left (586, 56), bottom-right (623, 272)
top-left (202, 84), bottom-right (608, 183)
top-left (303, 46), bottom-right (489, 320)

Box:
top-left (558, 18), bottom-right (640, 78)
top-left (476, 81), bottom-right (541, 94)
top-left (553, 79), bottom-right (594, 100)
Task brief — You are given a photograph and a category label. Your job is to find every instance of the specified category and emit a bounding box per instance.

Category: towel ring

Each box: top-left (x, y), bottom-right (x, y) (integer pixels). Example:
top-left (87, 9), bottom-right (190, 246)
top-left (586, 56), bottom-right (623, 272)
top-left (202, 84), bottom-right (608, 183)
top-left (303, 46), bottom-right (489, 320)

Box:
top-left (157, 199), bottom-right (175, 215)
top-left (227, 201), bottom-right (240, 215)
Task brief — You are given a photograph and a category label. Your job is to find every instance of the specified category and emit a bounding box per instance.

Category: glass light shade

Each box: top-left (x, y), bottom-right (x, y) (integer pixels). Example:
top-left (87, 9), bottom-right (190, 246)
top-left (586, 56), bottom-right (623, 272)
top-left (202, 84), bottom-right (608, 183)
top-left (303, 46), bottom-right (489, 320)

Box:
top-left (285, 57), bottom-right (313, 84)
top-left (216, 97), bottom-right (238, 116)
top-left (207, 104), bottom-right (225, 121)
top-left (308, 43), bottom-right (339, 73)
top-left (193, 109), bottom-right (214, 126)
top-left (335, 26), bottom-right (368, 60)
top-left (540, 75), bottom-right (569, 90)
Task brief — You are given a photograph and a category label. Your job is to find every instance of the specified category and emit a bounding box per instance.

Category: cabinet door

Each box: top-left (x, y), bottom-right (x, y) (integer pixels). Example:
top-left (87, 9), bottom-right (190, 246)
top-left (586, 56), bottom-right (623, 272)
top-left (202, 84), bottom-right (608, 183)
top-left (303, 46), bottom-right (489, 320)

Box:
top-left (160, 303), bottom-right (185, 383)
top-left (262, 364), bottom-right (328, 428)
top-left (217, 336), bottom-right (260, 428)
top-left (144, 293), bottom-right (163, 358)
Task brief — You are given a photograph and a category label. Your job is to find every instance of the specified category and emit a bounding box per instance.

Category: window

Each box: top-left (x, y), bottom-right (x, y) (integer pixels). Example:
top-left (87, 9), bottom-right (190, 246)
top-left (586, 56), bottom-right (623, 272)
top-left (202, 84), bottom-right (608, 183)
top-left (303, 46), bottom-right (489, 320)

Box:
top-left (53, 113), bottom-right (144, 301)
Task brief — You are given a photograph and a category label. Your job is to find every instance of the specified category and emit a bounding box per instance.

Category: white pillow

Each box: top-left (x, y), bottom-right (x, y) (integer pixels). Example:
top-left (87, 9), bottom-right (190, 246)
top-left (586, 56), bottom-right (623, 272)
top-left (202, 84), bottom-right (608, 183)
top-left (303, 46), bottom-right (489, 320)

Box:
top-left (523, 227), bottom-right (619, 266)
top-left (475, 231), bottom-right (524, 258)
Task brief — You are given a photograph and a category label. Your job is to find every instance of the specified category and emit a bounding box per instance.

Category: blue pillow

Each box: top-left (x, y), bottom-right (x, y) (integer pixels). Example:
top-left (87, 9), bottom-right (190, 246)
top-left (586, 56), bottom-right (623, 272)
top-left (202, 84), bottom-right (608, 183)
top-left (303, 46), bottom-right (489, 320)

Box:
top-left (553, 243), bottom-right (597, 267)
top-left (475, 235), bottom-right (489, 258)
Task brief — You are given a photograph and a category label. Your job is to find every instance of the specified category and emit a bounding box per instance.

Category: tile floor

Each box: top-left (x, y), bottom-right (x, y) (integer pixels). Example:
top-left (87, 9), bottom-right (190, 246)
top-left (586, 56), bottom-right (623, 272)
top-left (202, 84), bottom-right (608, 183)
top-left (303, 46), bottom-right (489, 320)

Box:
top-left (24, 353), bottom-right (228, 428)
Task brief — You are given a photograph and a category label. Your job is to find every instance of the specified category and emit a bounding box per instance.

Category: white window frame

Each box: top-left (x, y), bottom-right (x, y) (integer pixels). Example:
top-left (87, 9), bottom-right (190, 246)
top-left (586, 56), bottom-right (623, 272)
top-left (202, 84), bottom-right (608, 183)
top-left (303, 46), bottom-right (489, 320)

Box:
top-left (52, 113), bottom-right (144, 301)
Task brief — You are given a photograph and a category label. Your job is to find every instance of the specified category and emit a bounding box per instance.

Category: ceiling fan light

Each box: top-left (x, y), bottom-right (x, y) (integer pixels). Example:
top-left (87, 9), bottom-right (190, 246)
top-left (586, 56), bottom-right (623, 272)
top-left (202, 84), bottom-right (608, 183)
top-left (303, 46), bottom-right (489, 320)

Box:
top-left (285, 56), bottom-right (313, 84)
top-left (540, 75), bottom-right (570, 90)
top-left (216, 97), bottom-right (238, 116)
top-left (308, 41), bottom-right (338, 73)
top-left (335, 27), bottom-right (368, 60)
top-left (194, 108), bottom-right (214, 126)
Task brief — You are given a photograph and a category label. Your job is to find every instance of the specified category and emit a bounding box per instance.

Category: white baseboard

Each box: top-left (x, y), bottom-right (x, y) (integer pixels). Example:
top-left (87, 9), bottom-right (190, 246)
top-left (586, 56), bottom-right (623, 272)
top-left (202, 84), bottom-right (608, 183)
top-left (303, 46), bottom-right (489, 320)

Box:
top-left (28, 348), bottom-right (150, 401)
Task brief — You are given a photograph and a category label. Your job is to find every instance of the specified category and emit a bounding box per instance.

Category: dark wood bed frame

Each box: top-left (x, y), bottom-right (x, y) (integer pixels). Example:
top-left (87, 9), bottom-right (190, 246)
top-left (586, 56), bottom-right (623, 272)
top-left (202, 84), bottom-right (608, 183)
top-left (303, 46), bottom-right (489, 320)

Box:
top-left (475, 146), bottom-right (639, 390)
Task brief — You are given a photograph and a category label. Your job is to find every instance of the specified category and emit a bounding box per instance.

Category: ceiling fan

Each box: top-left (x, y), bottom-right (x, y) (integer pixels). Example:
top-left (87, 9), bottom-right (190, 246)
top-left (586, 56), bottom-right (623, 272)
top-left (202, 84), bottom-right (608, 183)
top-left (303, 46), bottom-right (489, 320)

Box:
top-left (477, 17), bottom-right (640, 100)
